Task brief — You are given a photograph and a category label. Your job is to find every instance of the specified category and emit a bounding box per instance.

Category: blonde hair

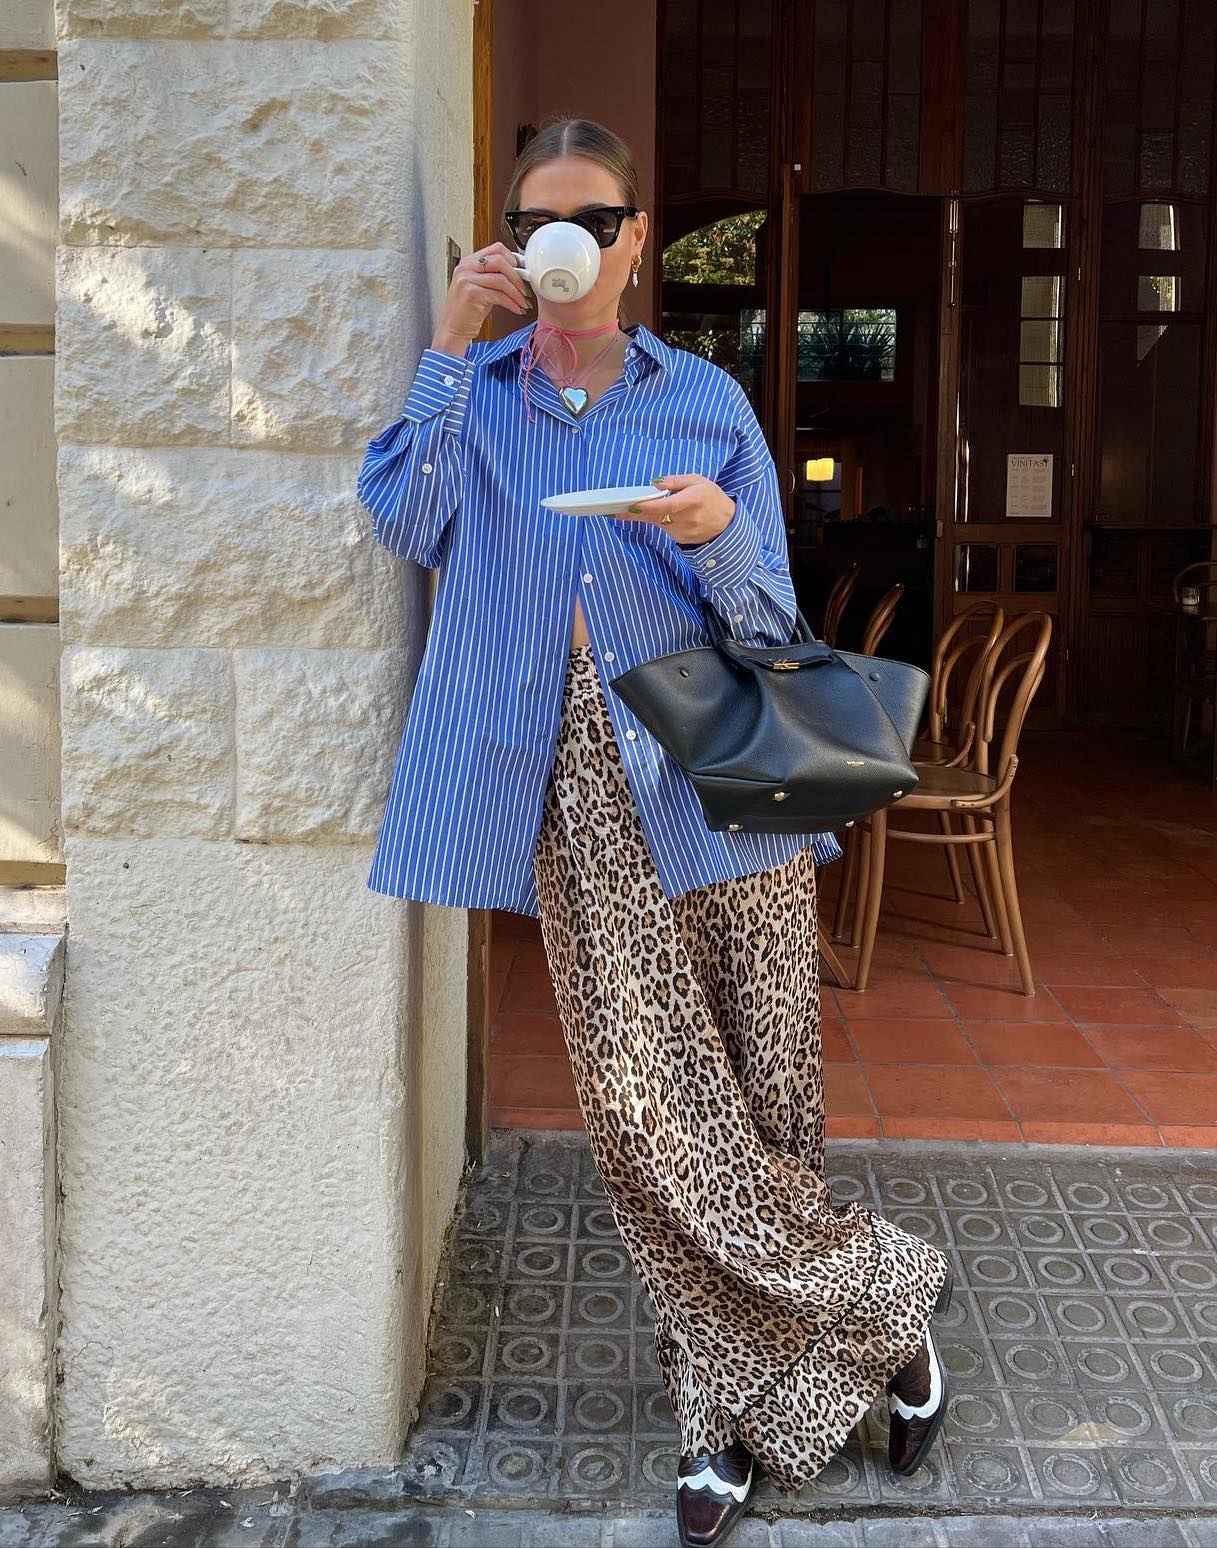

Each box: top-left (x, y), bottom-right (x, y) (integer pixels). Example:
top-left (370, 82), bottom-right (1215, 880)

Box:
top-left (501, 118), bottom-right (642, 324)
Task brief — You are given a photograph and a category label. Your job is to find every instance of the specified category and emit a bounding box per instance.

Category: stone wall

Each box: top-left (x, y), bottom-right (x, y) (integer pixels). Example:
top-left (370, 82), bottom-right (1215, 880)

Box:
top-left (52, 0), bottom-right (472, 1488)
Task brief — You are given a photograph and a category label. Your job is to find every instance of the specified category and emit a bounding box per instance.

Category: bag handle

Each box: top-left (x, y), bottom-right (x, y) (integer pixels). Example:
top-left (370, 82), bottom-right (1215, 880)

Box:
top-left (702, 596), bottom-right (830, 667)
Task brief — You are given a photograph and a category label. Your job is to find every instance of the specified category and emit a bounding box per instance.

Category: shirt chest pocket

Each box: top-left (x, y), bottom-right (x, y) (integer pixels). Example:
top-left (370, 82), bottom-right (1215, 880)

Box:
top-left (608, 430), bottom-right (733, 491)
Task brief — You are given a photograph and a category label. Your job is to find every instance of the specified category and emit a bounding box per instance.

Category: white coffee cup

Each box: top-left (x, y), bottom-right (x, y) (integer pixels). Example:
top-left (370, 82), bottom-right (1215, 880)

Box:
top-left (513, 221), bottom-right (601, 303)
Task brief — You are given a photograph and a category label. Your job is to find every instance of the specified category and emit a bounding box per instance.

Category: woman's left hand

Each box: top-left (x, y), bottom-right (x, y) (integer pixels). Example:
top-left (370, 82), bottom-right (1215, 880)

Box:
top-left (621, 474), bottom-right (735, 547)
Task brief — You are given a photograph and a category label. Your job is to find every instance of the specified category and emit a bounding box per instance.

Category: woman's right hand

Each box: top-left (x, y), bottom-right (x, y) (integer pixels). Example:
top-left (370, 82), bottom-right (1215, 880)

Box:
top-left (431, 242), bottom-right (532, 354)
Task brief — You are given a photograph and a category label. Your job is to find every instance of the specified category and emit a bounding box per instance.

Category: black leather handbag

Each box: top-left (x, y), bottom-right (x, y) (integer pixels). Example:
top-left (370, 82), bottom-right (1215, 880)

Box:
top-left (607, 602), bottom-right (929, 834)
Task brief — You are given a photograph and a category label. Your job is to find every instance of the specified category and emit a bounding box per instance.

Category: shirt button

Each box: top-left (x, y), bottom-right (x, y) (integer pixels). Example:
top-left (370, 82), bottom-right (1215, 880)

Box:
top-left (625, 729), bottom-right (638, 740)
top-left (442, 375), bottom-right (456, 387)
top-left (734, 613), bottom-right (744, 623)
top-left (421, 462), bottom-right (433, 474)
top-left (582, 572), bottom-right (594, 583)
top-left (604, 651), bottom-right (616, 662)
top-left (704, 558), bottom-right (718, 569)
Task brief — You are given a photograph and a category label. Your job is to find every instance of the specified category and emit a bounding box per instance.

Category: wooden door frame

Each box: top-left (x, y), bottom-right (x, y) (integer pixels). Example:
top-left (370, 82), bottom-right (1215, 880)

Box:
top-left (763, 0), bottom-right (800, 503)
top-left (466, 0), bottom-right (495, 1166)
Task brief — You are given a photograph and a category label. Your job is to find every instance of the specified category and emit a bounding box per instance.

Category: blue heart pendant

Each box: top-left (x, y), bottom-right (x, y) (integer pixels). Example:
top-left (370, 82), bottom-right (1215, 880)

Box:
top-left (560, 386), bottom-right (589, 415)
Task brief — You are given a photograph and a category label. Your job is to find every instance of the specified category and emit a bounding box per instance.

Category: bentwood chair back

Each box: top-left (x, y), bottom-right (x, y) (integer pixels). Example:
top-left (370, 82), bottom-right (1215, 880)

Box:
top-left (1170, 561), bottom-right (1217, 757)
top-left (822, 562), bottom-right (861, 647)
top-left (860, 583), bottom-right (905, 657)
top-left (834, 600), bottom-right (999, 940)
top-left (918, 602), bottom-right (1005, 762)
top-left (841, 611), bottom-right (1053, 996)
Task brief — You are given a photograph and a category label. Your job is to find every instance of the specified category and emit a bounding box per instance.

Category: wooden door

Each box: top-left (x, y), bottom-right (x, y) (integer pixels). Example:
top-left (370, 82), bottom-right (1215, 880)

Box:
top-left (762, 0), bottom-right (800, 519)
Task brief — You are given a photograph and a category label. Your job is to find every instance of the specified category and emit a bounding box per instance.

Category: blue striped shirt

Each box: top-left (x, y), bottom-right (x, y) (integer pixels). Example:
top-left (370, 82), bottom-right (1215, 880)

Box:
top-left (357, 319), bottom-right (841, 917)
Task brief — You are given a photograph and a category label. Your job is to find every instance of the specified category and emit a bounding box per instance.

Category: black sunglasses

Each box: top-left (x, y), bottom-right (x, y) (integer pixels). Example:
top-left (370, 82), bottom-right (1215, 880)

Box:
top-left (504, 205), bottom-right (640, 250)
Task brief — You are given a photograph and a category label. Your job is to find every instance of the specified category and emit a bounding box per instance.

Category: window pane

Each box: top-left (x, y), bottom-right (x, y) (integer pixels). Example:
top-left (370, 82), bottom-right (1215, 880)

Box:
top-left (955, 545), bottom-right (1000, 592)
top-left (1020, 320), bottom-right (1061, 361)
top-left (1023, 201), bottom-right (1064, 248)
top-left (959, 199), bottom-right (1067, 519)
top-left (1014, 544), bottom-right (1059, 591)
top-left (1140, 202), bottom-right (1179, 249)
top-left (1137, 274), bottom-right (1181, 311)
top-left (798, 309), bottom-right (897, 381)
top-left (1021, 275), bottom-right (1061, 316)
top-left (1097, 321), bottom-right (1202, 523)
top-left (1101, 202), bottom-right (1207, 312)
top-left (1019, 363), bottom-right (1061, 407)
top-left (662, 211), bottom-right (765, 286)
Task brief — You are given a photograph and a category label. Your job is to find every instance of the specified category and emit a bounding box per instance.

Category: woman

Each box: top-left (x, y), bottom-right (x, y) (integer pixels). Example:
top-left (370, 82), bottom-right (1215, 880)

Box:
top-left (358, 118), bottom-right (953, 1548)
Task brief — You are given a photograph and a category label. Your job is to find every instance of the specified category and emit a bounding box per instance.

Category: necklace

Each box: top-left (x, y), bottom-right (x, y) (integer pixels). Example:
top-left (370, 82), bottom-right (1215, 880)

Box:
top-left (521, 319), bottom-right (625, 422)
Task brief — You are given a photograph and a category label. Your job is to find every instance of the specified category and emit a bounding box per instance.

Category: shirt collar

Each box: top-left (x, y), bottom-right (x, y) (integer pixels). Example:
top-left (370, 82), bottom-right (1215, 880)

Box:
top-left (477, 319), bottom-right (676, 381)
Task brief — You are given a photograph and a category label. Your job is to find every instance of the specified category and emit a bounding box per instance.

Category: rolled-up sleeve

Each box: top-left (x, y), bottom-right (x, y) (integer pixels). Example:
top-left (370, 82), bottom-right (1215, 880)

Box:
top-left (676, 381), bottom-right (798, 649)
top-left (356, 345), bottom-right (477, 570)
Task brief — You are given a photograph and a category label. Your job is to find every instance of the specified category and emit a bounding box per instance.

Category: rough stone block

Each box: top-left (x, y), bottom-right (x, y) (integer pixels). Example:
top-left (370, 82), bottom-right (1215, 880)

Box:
top-left (234, 646), bottom-right (401, 842)
top-left (59, 41), bottom-right (401, 248)
top-left (56, 837), bottom-right (412, 1487)
top-left (60, 645), bottom-right (234, 839)
top-left (231, 250), bottom-right (412, 451)
top-left (56, 246), bottom-right (232, 447)
top-left (58, 443), bottom-right (407, 650)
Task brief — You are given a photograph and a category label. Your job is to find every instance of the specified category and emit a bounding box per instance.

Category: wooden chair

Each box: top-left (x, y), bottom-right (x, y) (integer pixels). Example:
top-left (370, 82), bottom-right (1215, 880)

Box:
top-left (844, 612), bottom-right (1053, 996)
top-left (915, 602), bottom-right (1005, 765)
top-left (830, 600), bottom-right (1002, 942)
top-left (860, 583), bottom-right (905, 656)
top-left (821, 562), bottom-right (860, 647)
top-left (1170, 561), bottom-right (1217, 759)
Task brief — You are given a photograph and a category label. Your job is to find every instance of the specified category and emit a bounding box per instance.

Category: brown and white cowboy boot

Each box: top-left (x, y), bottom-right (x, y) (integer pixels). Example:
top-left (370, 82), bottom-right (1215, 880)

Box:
top-left (885, 1257), bottom-right (955, 1476)
top-left (675, 1437), bottom-right (756, 1548)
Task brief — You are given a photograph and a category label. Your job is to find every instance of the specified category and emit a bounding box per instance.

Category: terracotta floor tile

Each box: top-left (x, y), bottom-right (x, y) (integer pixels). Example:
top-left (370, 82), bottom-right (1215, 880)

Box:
top-left (1018, 1121), bottom-right (1162, 1148)
top-left (1050, 985), bottom-right (1181, 1025)
top-left (836, 981), bottom-right (952, 1020)
top-left (863, 1063), bottom-right (1012, 1121)
top-left (990, 1067), bottom-right (1148, 1125)
top-left (1125, 954), bottom-right (1217, 991)
top-left (824, 1062), bottom-right (876, 1118)
top-left (1157, 1124), bottom-right (1217, 1148)
top-left (1033, 953), bottom-right (1146, 987)
top-left (918, 942), bottom-right (1023, 988)
top-left (1156, 985), bottom-right (1217, 1025)
top-left (1023, 925), bottom-right (1114, 956)
top-left (942, 984), bottom-right (1068, 1022)
top-left (881, 1116), bottom-right (1023, 1143)
top-left (964, 1021), bottom-right (1105, 1068)
top-left (821, 1020), bottom-right (854, 1061)
top-left (848, 1018), bottom-right (978, 1064)
top-left (1116, 1070), bottom-right (1217, 1126)
top-left (1082, 1024), bottom-right (1217, 1072)
top-left (1099, 925), bottom-right (1215, 957)
top-left (826, 1114), bottom-right (882, 1139)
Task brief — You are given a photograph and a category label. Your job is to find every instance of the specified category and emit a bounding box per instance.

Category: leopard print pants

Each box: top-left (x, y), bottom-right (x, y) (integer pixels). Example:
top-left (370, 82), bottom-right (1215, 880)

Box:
top-left (532, 643), bottom-right (950, 1495)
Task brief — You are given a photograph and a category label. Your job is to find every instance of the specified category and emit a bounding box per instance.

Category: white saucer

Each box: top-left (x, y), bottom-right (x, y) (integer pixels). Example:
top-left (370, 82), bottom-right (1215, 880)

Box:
top-left (540, 484), bottom-right (672, 518)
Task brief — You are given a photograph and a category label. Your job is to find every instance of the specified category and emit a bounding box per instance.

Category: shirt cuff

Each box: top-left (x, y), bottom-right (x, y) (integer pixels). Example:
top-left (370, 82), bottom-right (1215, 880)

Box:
top-left (676, 492), bottom-right (763, 592)
top-left (401, 346), bottom-right (476, 434)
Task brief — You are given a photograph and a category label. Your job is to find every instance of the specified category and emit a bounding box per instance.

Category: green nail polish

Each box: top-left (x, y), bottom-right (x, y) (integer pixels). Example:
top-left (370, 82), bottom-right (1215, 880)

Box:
top-left (626, 503), bottom-right (643, 513)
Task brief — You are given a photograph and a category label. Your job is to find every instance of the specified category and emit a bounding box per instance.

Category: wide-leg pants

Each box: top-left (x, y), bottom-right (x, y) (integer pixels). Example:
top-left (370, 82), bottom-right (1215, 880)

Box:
top-left (532, 643), bottom-right (949, 1495)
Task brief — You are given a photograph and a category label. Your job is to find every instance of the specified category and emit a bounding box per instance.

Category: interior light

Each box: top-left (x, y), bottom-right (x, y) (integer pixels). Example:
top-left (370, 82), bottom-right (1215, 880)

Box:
top-left (804, 457), bottom-right (835, 482)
